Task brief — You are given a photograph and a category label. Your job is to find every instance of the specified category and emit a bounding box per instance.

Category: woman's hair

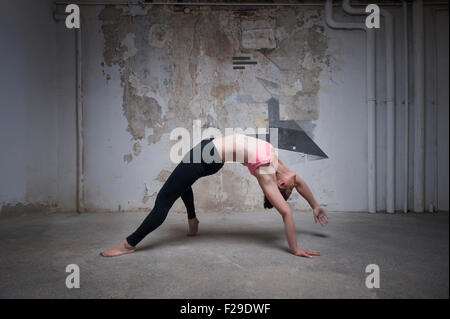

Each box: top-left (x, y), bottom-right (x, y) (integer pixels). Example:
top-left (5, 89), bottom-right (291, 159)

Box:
top-left (264, 188), bottom-right (289, 209)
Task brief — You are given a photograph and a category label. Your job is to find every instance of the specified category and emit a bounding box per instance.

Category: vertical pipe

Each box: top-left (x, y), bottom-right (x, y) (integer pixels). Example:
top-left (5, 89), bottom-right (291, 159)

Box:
top-left (403, 0), bottom-right (409, 213)
top-left (76, 27), bottom-right (85, 213)
top-left (413, 0), bottom-right (425, 212)
top-left (340, 0), bottom-right (377, 213)
top-left (367, 29), bottom-right (377, 213)
top-left (381, 9), bottom-right (396, 213)
top-left (432, 8), bottom-right (442, 213)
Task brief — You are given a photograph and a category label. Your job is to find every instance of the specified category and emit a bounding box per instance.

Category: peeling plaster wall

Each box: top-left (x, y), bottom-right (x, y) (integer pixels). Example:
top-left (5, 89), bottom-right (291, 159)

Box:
top-left (1, 2), bottom-right (446, 214)
top-left (0, 0), bottom-right (59, 215)
top-left (80, 5), bottom-right (336, 213)
top-left (68, 4), bottom-right (448, 213)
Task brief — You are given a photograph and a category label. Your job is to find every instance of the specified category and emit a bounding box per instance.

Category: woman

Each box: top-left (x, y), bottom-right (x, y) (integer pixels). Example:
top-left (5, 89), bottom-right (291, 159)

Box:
top-left (100, 133), bottom-right (328, 258)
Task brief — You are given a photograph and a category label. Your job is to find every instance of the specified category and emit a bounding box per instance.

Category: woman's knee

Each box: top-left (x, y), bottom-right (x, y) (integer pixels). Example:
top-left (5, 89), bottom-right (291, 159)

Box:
top-left (147, 206), bottom-right (169, 226)
top-left (155, 188), bottom-right (172, 204)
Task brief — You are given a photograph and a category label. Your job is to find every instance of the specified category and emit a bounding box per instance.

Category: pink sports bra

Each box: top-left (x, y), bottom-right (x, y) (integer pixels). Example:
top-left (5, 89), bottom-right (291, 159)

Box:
top-left (244, 139), bottom-right (273, 175)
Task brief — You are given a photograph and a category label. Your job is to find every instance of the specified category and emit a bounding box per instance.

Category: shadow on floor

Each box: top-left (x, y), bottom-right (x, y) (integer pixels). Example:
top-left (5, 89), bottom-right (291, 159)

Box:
top-left (136, 225), bottom-right (329, 253)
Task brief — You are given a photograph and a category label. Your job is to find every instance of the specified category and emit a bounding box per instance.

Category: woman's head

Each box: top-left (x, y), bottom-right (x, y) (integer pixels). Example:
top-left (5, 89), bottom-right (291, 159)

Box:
top-left (277, 172), bottom-right (296, 191)
top-left (264, 188), bottom-right (290, 209)
top-left (264, 170), bottom-right (297, 209)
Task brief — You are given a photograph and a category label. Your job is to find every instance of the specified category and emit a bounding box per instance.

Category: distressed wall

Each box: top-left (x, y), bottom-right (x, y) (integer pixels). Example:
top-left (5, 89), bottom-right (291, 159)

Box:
top-left (81, 5), bottom-right (341, 213)
top-left (0, 1), bottom-right (448, 214)
top-left (69, 4), bottom-right (449, 213)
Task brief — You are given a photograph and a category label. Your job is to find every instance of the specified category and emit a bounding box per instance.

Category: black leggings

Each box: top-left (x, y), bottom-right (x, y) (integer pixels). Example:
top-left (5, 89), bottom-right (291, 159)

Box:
top-left (126, 138), bottom-right (224, 247)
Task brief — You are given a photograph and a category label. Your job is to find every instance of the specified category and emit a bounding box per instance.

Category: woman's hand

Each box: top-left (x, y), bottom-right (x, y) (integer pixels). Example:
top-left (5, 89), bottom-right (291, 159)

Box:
top-left (313, 206), bottom-right (328, 226)
top-left (291, 247), bottom-right (320, 258)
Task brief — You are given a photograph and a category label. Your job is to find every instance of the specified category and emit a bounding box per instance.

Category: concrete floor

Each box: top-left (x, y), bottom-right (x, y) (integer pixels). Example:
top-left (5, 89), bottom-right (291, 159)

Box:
top-left (0, 210), bottom-right (448, 299)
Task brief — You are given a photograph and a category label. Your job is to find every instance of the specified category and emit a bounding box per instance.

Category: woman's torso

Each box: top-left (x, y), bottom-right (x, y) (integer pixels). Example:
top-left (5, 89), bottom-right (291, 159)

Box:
top-left (212, 134), bottom-right (275, 174)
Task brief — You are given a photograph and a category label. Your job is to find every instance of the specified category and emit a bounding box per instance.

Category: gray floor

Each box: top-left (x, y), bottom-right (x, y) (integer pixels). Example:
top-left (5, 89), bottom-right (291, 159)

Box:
top-left (0, 210), bottom-right (448, 299)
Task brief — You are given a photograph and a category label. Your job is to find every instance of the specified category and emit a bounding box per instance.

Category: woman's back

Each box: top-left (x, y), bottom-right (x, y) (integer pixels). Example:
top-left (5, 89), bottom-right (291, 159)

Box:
top-left (213, 134), bottom-right (275, 174)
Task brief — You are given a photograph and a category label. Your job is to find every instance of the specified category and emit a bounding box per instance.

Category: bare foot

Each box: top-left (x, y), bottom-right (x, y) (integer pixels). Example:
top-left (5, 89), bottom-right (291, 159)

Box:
top-left (187, 218), bottom-right (199, 236)
top-left (100, 239), bottom-right (136, 257)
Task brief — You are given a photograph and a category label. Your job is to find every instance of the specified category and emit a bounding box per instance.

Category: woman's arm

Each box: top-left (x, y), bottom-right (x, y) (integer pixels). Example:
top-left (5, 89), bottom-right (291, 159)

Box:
top-left (295, 175), bottom-right (328, 226)
top-left (255, 171), bottom-right (320, 258)
top-left (294, 174), bottom-right (319, 209)
top-left (256, 173), bottom-right (296, 249)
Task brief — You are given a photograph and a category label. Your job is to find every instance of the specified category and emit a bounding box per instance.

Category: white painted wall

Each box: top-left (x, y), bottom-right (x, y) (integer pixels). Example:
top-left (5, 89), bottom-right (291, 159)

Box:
top-left (56, 20), bottom-right (77, 211)
top-left (0, 0), bottom-right (58, 211)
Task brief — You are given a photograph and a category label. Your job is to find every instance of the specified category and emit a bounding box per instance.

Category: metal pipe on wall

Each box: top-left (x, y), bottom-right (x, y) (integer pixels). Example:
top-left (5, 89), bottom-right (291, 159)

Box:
top-left (381, 8), bottom-right (396, 214)
top-left (431, 7), bottom-right (448, 212)
top-left (413, 0), bottom-right (425, 213)
top-left (367, 29), bottom-right (377, 214)
top-left (403, 0), bottom-right (409, 213)
top-left (326, 0), bottom-right (367, 28)
top-left (433, 9), bottom-right (438, 213)
top-left (53, 10), bottom-right (85, 213)
top-left (432, 8), bottom-right (438, 213)
top-left (334, 0), bottom-right (377, 213)
top-left (342, 0), bottom-right (396, 214)
top-left (76, 27), bottom-right (85, 213)
top-left (54, 1), bottom-right (450, 7)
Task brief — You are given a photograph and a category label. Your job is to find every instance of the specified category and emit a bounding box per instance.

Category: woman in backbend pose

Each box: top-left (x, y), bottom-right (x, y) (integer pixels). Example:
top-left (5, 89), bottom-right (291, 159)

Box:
top-left (100, 134), bottom-right (328, 258)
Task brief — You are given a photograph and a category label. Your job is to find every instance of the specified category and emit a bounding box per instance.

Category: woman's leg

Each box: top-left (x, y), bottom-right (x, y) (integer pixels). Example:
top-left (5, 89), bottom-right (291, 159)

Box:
top-left (181, 187), bottom-right (200, 236)
top-left (181, 187), bottom-right (196, 219)
top-left (100, 161), bottom-right (206, 257)
top-left (100, 138), bottom-right (223, 257)
top-left (125, 161), bottom-right (206, 247)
